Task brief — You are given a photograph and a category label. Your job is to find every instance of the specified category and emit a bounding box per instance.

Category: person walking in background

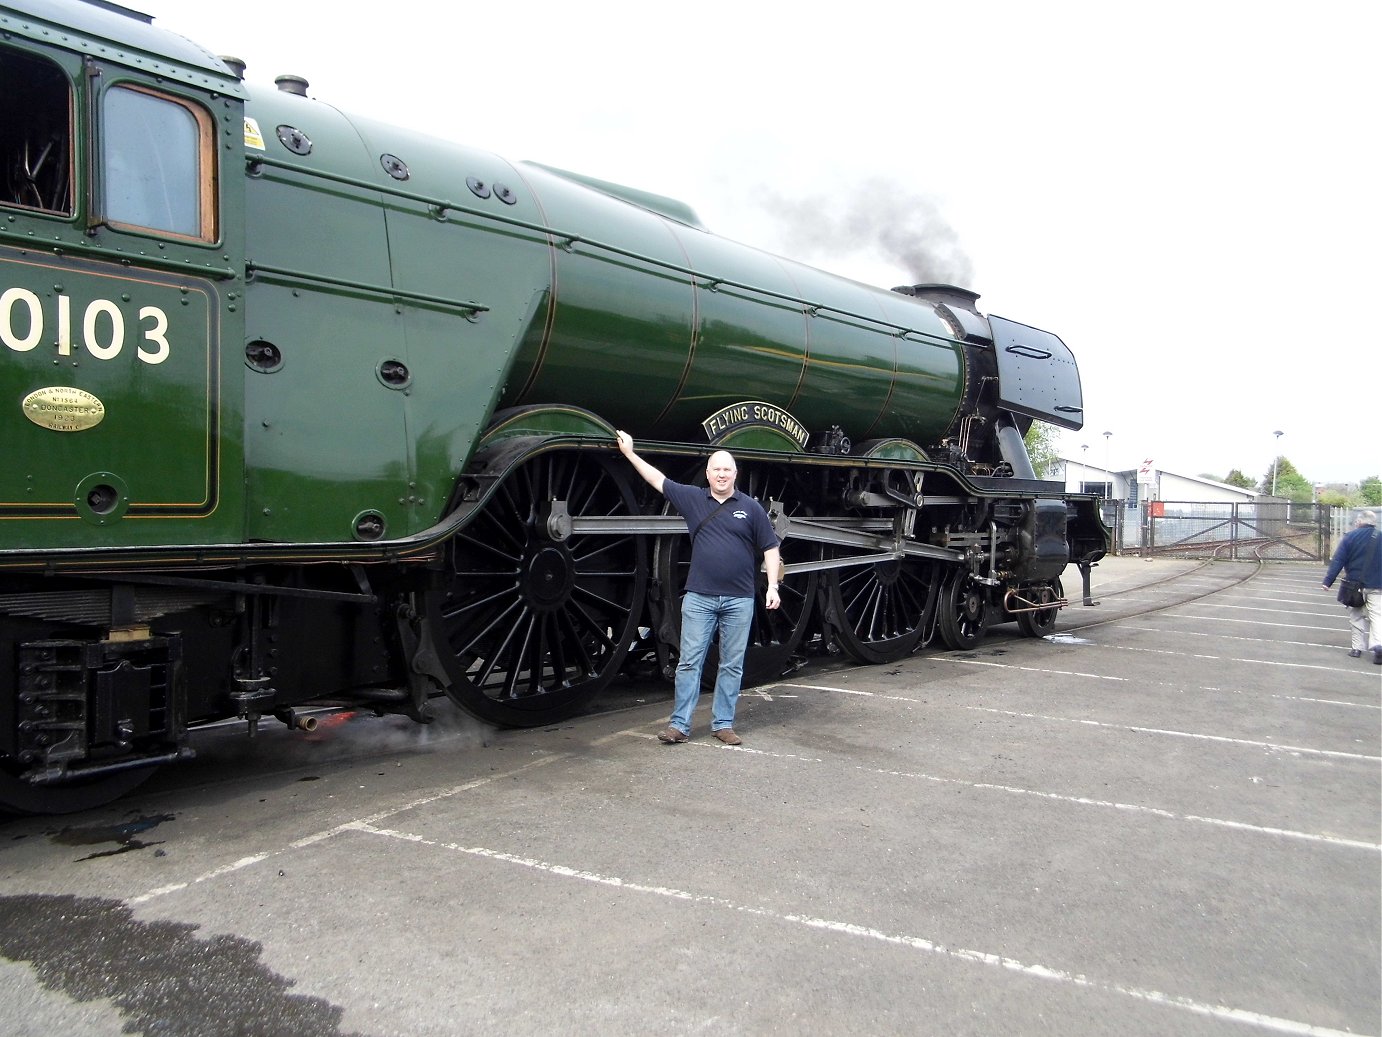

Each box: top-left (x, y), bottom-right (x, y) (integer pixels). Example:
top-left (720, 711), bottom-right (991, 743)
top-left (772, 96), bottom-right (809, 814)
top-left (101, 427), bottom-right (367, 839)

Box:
top-left (1322, 510), bottom-right (1382, 664)
top-left (615, 430), bottom-right (781, 744)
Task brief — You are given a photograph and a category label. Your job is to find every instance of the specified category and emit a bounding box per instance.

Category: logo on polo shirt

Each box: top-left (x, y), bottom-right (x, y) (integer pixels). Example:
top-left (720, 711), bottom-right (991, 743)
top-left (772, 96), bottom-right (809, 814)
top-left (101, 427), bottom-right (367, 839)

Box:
top-left (733, 510), bottom-right (748, 520)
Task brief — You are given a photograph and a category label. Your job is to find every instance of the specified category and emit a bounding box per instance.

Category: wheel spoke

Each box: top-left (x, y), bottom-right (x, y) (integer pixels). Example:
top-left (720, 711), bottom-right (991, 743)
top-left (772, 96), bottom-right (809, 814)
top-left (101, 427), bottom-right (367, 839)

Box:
top-left (570, 580), bottom-right (636, 619)
top-left (475, 605), bottom-right (531, 689)
top-left (555, 605), bottom-right (597, 677)
top-left (441, 581), bottom-right (520, 623)
top-left (571, 535), bottom-right (636, 566)
top-left (452, 532), bottom-right (522, 567)
top-left (563, 594), bottom-right (620, 653)
top-left (445, 596), bottom-right (521, 659)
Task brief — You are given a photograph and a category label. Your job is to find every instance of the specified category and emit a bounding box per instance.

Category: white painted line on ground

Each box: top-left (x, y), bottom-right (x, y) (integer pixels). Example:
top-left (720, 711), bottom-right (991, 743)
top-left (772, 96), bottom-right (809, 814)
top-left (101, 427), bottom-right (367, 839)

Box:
top-left (1183, 603), bottom-right (1348, 618)
top-left (932, 655), bottom-right (1372, 706)
top-left (779, 683), bottom-right (1380, 763)
top-left (355, 822), bottom-right (1370, 1037)
top-left (1121, 625), bottom-right (1348, 652)
top-left (622, 730), bottom-right (1379, 852)
top-left (1051, 642), bottom-right (1382, 690)
top-left (1163, 614), bottom-right (1340, 632)
top-left (941, 651), bottom-right (1369, 693)
top-left (127, 853), bottom-right (272, 905)
top-left (960, 704), bottom-right (1380, 762)
top-left (1222, 601), bottom-right (1348, 612)
top-left (126, 754), bottom-right (568, 905)
top-left (863, 763), bottom-right (1380, 853)
top-left (1111, 628), bottom-right (1382, 703)
top-left (627, 728), bottom-right (829, 761)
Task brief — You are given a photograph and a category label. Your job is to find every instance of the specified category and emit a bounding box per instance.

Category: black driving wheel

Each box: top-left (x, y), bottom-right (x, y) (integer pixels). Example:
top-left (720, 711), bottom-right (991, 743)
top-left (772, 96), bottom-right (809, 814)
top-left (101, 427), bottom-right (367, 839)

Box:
top-left (1016, 577), bottom-right (1063, 637)
top-left (426, 452), bottom-right (648, 727)
top-left (824, 556), bottom-right (932, 664)
top-left (938, 568), bottom-right (989, 650)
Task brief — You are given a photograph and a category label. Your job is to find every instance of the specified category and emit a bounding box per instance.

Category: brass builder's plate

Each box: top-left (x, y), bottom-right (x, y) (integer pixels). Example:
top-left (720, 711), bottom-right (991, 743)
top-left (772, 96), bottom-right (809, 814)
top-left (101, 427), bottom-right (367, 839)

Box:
top-left (21, 386), bottom-right (106, 432)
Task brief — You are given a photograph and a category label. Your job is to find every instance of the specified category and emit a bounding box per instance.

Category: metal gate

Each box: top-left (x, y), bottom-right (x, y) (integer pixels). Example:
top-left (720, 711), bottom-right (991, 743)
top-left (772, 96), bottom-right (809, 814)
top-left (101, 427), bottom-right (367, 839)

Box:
top-left (1135, 501), bottom-right (1336, 562)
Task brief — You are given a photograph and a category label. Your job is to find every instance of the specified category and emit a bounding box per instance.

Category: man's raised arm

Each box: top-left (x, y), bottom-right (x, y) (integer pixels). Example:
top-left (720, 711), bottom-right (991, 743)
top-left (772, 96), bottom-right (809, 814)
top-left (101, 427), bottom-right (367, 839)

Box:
top-left (615, 430), bottom-right (666, 494)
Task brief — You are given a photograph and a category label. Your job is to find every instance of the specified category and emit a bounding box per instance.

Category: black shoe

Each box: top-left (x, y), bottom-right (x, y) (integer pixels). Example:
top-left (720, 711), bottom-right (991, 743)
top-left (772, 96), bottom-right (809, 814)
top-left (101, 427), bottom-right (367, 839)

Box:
top-left (1348, 649), bottom-right (1363, 658)
top-left (1374, 648), bottom-right (1382, 666)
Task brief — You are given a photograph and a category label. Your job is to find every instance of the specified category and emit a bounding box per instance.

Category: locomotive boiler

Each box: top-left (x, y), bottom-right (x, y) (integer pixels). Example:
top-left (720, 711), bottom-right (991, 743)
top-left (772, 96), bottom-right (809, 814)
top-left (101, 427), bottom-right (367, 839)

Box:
top-left (0, 0), bottom-right (1108, 812)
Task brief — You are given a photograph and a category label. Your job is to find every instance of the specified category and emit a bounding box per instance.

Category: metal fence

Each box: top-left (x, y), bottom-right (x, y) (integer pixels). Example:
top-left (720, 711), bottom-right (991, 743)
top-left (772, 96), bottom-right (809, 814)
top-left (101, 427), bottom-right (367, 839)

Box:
top-left (1101, 500), bottom-right (1343, 562)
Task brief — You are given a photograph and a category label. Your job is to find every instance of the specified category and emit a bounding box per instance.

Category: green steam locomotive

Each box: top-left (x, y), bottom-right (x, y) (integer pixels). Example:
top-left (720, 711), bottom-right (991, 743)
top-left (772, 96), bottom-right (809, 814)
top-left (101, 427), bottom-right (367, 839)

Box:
top-left (0, 0), bottom-right (1107, 812)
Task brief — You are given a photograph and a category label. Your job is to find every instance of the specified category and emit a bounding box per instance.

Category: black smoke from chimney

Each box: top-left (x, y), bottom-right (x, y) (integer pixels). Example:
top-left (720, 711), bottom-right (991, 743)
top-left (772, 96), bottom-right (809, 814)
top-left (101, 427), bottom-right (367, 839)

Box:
top-left (755, 177), bottom-right (975, 288)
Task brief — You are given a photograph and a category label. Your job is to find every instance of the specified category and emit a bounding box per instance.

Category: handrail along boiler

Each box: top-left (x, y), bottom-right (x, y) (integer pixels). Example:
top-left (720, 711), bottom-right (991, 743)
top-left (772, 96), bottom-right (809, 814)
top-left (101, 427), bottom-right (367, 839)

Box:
top-left (0, 0), bottom-right (1108, 812)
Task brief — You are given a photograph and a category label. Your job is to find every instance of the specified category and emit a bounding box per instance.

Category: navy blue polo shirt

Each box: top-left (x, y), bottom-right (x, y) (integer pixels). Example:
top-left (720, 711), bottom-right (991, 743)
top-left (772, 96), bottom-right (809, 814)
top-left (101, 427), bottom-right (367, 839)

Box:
top-left (663, 479), bottom-right (780, 598)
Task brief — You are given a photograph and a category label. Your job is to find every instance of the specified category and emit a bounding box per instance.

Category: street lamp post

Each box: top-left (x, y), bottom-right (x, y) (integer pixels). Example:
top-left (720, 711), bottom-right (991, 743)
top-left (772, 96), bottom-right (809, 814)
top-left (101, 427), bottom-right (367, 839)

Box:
top-left (1103, 431), bottom-right (1112, 497)
top-left (1271, 430), bottom-right (1284, 496)
top-left (1080, 443), bottom-right (1088, 492)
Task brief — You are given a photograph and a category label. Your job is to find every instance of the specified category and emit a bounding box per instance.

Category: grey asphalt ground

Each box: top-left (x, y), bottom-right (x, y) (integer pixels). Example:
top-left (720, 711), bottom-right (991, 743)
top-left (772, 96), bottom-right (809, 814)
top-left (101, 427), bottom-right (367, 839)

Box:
top-left (0, 557), bottom-right (1378, 1036)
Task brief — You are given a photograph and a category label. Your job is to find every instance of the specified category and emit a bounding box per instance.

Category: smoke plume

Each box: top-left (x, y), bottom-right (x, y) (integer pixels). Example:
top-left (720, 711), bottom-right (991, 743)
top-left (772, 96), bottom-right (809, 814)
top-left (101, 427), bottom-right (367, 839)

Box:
top-left (757, 177), bottom-right (975, 288)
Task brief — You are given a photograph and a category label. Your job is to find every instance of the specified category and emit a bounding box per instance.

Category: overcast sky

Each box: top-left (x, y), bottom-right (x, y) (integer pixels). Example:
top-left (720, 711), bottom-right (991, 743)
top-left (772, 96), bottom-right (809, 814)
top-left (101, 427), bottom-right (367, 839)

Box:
top-left (137, 0), bottom-right (1378, 486)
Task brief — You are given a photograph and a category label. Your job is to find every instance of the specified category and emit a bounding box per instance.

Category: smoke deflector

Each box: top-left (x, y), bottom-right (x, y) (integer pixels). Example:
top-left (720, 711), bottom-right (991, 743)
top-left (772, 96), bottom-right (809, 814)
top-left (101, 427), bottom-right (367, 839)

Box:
top-left (988, 316), bottom-right (1084, 431)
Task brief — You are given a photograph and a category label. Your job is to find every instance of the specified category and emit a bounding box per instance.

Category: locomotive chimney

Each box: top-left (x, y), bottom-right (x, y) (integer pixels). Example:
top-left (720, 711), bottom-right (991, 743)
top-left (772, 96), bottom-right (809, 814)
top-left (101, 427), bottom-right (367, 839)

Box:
top-left (274, 74), bottom-right (310, 96)
top-left (895, 284), bottom-right (992, 344)
top-left (891, 284), bottom-right (982, 315)
top-left (219, 56), bottom-right (247, 80)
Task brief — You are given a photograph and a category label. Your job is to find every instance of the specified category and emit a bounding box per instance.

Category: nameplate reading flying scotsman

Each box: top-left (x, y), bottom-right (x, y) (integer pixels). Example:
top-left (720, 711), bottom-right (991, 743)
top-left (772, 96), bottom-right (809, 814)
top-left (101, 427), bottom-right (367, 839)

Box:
top-left (702, 401), bottom-right (809, 449)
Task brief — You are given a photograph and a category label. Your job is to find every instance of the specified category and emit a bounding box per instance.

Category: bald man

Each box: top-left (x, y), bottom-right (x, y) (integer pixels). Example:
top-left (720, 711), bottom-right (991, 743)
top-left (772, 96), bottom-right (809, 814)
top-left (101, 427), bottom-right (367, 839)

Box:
top-left (616, 431), bottom-right (781, 744)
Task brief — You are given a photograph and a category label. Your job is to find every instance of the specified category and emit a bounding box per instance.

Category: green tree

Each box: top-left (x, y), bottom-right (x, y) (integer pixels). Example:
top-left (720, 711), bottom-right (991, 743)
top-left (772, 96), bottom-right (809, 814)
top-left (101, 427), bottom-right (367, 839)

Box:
top-left (1260, 456), bottom-right (1312, 502)
top-left (1023, 421), bottom-right (1059, 478)
top-left (1222, 469), bottom-right (1256, 489)
top-left (1360, 475), bottom-right (1382, 506)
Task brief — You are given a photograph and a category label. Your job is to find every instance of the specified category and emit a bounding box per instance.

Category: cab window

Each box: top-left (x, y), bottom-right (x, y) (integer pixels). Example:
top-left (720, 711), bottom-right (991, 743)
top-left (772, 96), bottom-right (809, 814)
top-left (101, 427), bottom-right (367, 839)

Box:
top-left (0, 47), bottom-right (73, 216)
top-left (101, 84), bottom-right (217, 241)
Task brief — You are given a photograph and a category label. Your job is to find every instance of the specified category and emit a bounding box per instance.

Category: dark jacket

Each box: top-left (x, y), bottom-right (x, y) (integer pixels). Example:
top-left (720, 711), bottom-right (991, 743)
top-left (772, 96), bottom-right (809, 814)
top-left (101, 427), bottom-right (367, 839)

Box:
top-left (1325, 523), bottom-right (1382, 590)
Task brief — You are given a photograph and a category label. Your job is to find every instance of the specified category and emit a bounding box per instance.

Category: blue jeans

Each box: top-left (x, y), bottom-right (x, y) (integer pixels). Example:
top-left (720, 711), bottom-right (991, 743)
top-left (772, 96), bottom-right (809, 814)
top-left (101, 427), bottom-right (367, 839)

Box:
top-left (669, 592), bottom-right (755, 734)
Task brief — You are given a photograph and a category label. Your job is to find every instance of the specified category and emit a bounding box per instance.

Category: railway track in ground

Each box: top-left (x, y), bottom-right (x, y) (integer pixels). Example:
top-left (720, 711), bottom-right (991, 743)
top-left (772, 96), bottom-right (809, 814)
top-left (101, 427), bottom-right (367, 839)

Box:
top-left (1052, 551), bottom-right (1265, 637)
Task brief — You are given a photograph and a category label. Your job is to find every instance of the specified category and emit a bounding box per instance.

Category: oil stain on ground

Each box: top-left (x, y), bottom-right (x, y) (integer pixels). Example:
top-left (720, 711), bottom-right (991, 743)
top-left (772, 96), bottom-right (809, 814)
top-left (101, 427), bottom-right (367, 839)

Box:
top-left (50, 813), bottom-right (175, 862)
top-left (0, 894), bottom-right (366, 1037)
